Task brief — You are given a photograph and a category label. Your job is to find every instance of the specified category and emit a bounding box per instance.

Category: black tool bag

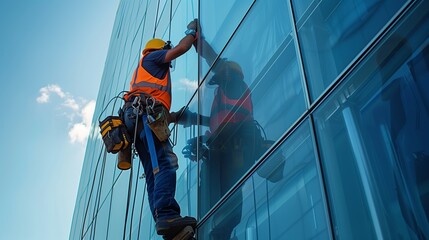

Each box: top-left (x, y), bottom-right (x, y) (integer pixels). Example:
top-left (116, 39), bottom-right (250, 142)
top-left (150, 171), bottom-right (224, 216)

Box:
top-left (99, 116), bottom-right (131, 154)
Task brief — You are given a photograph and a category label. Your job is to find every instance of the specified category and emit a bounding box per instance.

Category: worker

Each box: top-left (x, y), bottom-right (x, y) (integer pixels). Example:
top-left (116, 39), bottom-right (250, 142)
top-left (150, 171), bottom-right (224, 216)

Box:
top-left (122, 19), bottom-right (198, 239)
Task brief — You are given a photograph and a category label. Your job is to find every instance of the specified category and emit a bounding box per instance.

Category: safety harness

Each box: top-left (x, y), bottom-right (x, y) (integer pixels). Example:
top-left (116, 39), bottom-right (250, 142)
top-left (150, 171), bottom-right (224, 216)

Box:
top-left (130, 95), bottom-right (171, 175)
top-left (98, 90), bottom-right (172, 175)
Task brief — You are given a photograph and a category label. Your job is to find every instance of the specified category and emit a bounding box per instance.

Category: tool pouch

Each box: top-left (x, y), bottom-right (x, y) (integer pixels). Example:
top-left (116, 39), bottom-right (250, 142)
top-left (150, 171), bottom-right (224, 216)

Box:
top-left (147, 105), bottom-right (171, 142)
top-left (99, 116), bottom-right (131, 153)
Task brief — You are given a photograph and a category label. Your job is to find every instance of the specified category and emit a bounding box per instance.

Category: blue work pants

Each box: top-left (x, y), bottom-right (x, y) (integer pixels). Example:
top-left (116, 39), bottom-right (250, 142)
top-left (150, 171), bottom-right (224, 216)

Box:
top-left (124, 107), bottom-right (181, 221)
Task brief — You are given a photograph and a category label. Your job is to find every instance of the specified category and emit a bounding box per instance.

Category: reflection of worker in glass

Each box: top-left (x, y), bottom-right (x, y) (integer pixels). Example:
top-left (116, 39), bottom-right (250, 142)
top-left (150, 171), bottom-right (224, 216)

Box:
top-left (376, 34), bottom-right (429, 239)
top-left (201, 59), bottom-right (258, 240)
top-left (175, 37), bottom-right (262, 239)
top-left (204, 59), bottom-right (256, 231)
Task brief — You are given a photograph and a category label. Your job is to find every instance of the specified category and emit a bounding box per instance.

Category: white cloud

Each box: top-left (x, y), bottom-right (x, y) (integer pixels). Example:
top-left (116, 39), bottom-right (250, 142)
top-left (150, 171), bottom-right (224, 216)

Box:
top-left (36, 84), bottom-right (66, 103)
top-left (37, 84), bottom-right (96, 145)
top-left (68, 100), bottom-right (96, 144)
top-left (68, 123), bottom-right (88, 144)
top-left (82, 101), bottom-right (96, 125)
top-left (178, 78), bottom-right (198, 91)
top-left (63, 98), bottom-right (79, 111)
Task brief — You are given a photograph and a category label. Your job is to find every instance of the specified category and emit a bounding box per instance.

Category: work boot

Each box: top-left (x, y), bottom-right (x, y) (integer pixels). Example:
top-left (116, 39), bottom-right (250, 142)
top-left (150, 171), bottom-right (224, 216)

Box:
top-left (156, 216), bottom-right (197, 237)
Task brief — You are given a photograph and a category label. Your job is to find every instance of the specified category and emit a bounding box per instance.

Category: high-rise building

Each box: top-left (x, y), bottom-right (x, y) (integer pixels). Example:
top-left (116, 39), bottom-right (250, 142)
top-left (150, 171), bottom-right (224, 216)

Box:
top-left (70, 0), bottom-right (429, 239)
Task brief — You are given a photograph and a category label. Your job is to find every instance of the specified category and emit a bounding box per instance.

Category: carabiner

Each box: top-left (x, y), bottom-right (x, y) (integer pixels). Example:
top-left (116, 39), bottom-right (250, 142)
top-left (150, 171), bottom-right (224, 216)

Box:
top-left (132, 96), bottom-right (143, 115)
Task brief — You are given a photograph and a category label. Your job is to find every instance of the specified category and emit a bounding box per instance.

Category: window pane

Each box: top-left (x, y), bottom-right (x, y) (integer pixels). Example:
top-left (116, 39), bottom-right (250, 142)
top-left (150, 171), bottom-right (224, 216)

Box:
top-left (197, 0), bottom-right (307, 220)
top-left (200, 0), bottom-right (254, 77)
top-left (313, 2), bottom-right (429, 239)
top-left (293, 0), bottom-right (407, 101)
top-left (198, 120), bottom-right (331, 239)
top-left (166, 0), bottom-right (198, 110)
top-left (174, 96), bottom-right (199, 219)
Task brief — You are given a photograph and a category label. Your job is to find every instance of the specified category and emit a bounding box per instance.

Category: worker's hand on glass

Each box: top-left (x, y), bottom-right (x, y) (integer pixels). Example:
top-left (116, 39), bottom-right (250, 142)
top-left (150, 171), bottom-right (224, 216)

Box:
top-left (187, 19), bottom-right (198, 31)
top-left (169, 106), bottom-right (197, 127)
top-left (182, 135), bottom-right (209, 162)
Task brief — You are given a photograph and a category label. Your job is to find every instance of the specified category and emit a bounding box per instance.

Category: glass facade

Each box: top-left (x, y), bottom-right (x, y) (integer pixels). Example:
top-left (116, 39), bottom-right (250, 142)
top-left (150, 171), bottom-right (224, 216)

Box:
top-left (70, 0), bottom-right (429, 239)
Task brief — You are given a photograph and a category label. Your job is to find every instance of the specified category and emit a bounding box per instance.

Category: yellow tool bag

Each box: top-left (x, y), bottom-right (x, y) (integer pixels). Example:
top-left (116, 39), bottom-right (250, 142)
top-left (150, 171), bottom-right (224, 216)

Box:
top-left (99, 116), bottom-right (131, 153)
top-left (147, 105), bottom-right (171, 142)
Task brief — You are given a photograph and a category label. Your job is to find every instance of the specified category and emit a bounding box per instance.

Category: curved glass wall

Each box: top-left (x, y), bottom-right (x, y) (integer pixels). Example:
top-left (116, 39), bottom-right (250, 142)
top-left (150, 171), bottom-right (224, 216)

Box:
top-left (313, 1), bottom-right (429, 239)
top-left (70, 0), bottom-right (429, 239)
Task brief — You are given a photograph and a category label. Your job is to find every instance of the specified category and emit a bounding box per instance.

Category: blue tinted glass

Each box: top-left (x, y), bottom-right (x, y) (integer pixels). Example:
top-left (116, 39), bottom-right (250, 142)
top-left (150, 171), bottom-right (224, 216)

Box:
top-left (197, 0), bottom-right (307, 219)
top-left (162, 0), bottom-right (198, 101)
top-left (199, 0), bottom-right (254, 77)
top-left (314, 2), bottom-right (429, 239)
top-left (173, 96), bottom-right (199, 219)
top-left (292, 0), bottom-right (407, 102)
top-left (198, 120), bottom-right (331, 239)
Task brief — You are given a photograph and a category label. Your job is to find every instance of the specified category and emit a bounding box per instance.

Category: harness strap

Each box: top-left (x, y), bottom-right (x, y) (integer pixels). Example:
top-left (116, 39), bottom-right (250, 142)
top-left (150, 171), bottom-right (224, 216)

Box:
top-left (142, 114), bottom-right (159, 175)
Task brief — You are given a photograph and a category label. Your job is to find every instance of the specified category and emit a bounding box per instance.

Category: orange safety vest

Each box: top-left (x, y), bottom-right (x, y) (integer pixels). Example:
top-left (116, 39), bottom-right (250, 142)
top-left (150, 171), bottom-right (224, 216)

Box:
top-left (210, 87), bottom-right (253, 132)
top-left (125, 53), bottom-right (172, 110)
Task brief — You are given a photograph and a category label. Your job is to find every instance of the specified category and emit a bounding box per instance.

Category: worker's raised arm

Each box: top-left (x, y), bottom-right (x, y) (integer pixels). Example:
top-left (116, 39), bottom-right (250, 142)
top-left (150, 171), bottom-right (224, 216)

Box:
top-left (164, 19), bottom-right (198, 62)
top-left (200, 37), bottom-right (218, 66)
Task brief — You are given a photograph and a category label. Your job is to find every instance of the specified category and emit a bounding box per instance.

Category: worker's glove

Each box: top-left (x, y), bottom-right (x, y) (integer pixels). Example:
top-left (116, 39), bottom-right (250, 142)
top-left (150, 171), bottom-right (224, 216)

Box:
top-left (187, 19), bottom-right (198, 31)
top-left (182, 136), bottom-right (209, 162)
top-left (169, 106), bottom-right (198, 127)
top-left (169, 106), bottom-right (184, 123)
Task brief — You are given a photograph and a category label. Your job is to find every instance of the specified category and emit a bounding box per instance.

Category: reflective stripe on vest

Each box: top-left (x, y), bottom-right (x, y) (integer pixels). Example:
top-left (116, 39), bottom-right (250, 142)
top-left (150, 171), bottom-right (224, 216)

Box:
top-left (210, 87), bottom-right (253, 132)
top-left (127, 53), bottom-right (172, 110)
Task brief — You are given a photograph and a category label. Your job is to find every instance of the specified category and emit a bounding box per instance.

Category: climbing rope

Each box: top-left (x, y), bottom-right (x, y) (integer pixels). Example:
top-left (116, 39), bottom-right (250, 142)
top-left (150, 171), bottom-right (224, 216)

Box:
top-left (152, 0), bottom-right (161, 38)
top-left (168, 0), bottom-right (173, 41)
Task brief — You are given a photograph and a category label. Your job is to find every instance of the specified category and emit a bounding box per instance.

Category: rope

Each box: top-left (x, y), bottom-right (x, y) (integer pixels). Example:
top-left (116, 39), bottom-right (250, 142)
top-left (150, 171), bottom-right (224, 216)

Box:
top-left (80, 147), bottom-right (107, 239)
top-left (81, 91), bottom-right (126, 239)
top-left (123, 162), bottom-right (134, 240)
top-left (97, 90), bottom-right (129, 122)
top-left (90, 147), bottom-right (108, 239)
top-left (136, 181), bottom-right (147, 240)
top-left (129, 160), bottom-right (142, 239)
top-left (168, 0), bottom-right (173, 41)
top-left (139, 0), bottom-right (150, 57)
top-left (105, 165), bottom-right (118, 240)
top-left (153, 0), bottom-right (161, 38)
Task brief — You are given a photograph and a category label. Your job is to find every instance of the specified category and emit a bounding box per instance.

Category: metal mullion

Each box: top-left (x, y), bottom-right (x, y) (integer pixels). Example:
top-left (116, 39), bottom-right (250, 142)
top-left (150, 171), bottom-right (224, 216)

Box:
top-left (288, 0), bottom-right (312, 109)
top-left (308, 114), bottom-right (336, 240)
top-left (304, 0), bottom-right (417, 114)
top-left (198, 0), bottom-right (257, 88)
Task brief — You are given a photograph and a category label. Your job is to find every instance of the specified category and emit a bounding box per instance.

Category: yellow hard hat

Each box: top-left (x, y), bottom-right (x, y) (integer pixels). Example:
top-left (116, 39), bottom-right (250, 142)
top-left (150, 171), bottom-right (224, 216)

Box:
top-left (209, 60), bottom-right (244, 85)
top-left (143, 38), bottom-right (166, 55)
top-left (222, 61), bottom-right (243, 79)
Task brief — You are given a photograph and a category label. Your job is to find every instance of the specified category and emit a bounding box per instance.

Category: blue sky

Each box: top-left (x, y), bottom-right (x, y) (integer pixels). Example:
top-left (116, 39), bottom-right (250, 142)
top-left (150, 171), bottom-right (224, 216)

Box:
top-left (0, 1), bottom-right (119, 239)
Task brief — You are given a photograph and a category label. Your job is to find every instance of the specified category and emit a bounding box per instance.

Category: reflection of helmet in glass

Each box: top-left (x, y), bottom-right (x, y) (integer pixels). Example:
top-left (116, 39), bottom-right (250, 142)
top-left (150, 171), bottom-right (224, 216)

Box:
top-left (143, 38), bottom-right (166, 55)
top-left (208, 60), bottom-right (244, 85)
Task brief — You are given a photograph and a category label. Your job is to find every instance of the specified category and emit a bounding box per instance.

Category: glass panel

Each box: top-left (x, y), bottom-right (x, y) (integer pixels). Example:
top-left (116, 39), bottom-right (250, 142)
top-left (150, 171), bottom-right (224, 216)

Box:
top-left (175, 95), bottom-right (199, 222)
top-left (292, 0), bottom-right (407, 101)
top-left (198, 120), bottom-right (331, 239)
top-left (196, 0), bottom-right (307, 220)
top-left (313, 2), bottom-right (429, 239)
top-left (168, 0), bottom-right (198, 112)
top-left (199, 0), bottom-right (254, 77)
